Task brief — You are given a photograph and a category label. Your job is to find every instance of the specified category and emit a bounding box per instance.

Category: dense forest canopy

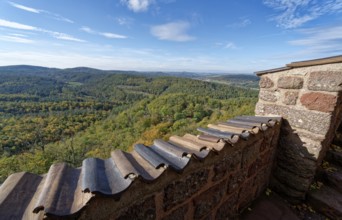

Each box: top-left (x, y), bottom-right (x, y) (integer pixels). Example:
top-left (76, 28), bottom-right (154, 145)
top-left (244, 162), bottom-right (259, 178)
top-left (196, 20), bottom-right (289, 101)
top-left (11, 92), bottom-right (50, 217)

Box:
top-left (0, 66), bottom-right (259, 182)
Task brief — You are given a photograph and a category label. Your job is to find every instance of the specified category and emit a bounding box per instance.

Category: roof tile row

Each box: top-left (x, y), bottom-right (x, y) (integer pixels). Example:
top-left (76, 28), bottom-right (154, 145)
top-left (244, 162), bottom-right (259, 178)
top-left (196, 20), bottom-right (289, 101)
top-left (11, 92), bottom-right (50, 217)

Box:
top-left (0, 115), bottom-right (281, 219)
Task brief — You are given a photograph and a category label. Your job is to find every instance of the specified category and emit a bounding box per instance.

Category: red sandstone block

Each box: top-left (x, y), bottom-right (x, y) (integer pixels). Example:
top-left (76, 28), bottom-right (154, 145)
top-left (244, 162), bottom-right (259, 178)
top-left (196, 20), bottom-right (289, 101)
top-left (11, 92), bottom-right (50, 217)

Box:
top-left (300, 92), bottom-right (337, 113)
top-left (193, 182), bottom-right (226, 219)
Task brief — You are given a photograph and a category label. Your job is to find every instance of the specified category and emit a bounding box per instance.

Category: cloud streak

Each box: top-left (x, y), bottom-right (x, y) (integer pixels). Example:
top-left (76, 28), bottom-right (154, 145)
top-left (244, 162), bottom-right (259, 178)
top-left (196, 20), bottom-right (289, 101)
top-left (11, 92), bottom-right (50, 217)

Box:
top-left (226, 17), bottom-right (251, 28)
top-left (0, 19), bottom-right (37, 30)
top-left (151, 21), bottom-right (195, 42)
top-left (224, 42), bottom-right (237, 49)
top-left (0, 18), bottom-right (85, 42)
top-left (8, 1), bottom-right (74, 23)
top-left (115, 17), bottom-right (134, 27)
top-left (0, 34), bottom-right (34, 43)
top-left (289, 25), bottom-right (342, 54)
top-left (8, 1), bottom-right (40, 13)
top-left (263, 0), bottom-right (342, 28)
top-left (121, 0), bottom-right (154, 12)
top-left (81, 26), bottom-right (127, 39)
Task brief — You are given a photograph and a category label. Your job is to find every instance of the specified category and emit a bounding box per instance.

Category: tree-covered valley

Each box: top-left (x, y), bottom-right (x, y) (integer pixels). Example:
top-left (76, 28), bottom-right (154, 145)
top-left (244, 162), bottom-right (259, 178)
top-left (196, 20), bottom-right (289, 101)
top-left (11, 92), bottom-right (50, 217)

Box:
top-left (0, 66), bottom-right (259, 182)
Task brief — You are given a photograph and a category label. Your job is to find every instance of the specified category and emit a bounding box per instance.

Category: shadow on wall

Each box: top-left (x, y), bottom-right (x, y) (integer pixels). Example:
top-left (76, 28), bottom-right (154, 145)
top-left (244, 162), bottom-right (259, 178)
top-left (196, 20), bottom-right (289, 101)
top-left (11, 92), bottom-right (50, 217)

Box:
top-left (270, 120), bottom-right (317, 202)
top-left (332, 119), bottom-right (342, 146)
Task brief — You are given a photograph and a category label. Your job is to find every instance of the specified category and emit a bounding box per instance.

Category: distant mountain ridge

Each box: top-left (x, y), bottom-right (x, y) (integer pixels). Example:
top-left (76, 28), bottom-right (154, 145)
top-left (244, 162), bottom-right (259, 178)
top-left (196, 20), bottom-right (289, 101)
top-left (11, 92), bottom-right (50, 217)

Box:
top-left (0, 65), bottom-right (255, 79)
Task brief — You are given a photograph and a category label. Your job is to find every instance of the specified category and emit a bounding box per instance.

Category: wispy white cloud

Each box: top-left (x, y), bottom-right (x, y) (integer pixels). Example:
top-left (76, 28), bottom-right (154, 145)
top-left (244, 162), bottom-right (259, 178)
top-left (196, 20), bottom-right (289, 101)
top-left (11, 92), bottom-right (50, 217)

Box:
top-left (0, 34), bottom-right (34, 43)
top-left (0, 18), bottom-right (84, 42)
top-left (215, 41), bottom-right (238, 50)
top-left (80, 26), bottom-right (128, 39)
top-left (115, 17), bottom-right (134, 27)
top-left (0, 18), bottom-right (37, 30)
top-left (8, 1), bottom-right (74, 23)
top-left (100, 32), bottom-right (127, 39)
top-left (8, 1), bottom-right (40, 13)
top-left (151, 21), bottom-right (195, 42)
top-left (288, 25), bottom-right (342, 54)
top-left (224, 42), bottom-right (237, 49)
top-left (227, 17), bottom-right (251, 28)
top-left (121, 0), bottom-right (154, 12)
top-left (48, 32), bottom-right (85, 42)
top-left (263, 0), bottom-right (342, 28)
top-left (80, 26), bottom-right (95, 34)
top-left (45, 12), bottom-right (74, 24)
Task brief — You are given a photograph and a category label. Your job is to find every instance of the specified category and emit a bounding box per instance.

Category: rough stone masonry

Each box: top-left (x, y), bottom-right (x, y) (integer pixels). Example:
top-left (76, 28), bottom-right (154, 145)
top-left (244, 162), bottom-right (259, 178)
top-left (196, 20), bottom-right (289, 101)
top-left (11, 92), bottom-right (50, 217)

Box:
top-left (255, 58), bottom-right (342, 200)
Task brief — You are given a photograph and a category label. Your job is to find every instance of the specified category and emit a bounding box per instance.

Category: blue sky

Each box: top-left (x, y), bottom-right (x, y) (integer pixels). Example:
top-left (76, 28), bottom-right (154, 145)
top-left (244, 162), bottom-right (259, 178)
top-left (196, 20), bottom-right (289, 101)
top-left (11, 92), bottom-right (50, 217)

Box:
top-left (0, 0), bottom-right (341, 73)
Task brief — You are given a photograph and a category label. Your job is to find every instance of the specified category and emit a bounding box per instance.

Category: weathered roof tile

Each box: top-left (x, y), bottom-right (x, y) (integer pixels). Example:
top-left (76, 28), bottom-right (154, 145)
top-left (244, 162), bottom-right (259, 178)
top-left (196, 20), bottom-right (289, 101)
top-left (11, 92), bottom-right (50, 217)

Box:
top-left (0, 115), bottom-right (281, 219)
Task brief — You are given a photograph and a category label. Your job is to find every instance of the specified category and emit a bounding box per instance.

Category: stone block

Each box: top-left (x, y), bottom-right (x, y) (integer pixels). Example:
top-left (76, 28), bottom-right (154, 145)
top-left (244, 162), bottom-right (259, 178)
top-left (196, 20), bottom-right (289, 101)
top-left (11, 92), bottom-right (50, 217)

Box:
top-left (259, 76), bottom-right (274, 88)
top-left (308, 71), bottom-right (342, 92)
top-left (300, 92), bottom-right (337, 113)
top-left (254, 167), bottom-right (270, 196)
top-left (215, 191), bottom-right (239, 220)
top-left (241, 140), bottom-right (261, 168)
top-left (256, 102), bottom-right (331, 135)
top-left (278, 76), bottom-right (303, 89)
top-left (116, 195), bottom-right (156, 220)
top-left (238, 177), bottom-right (256, 209)
top-left (275, 127), bottom-right (318, 178)
top-left (212, 151), bottom-right (242, 182)
top-left (260, 132), bottom-right (273, 152)
top-left (260, 152), bottom-right (271, 166)
top-left (227, 170), bottom-right (247, 194)
top-left (163, 169), bottom-right (209, 211)
top-left (162, 205), bottom-right (188, 220)
top-left (193, 182), bottom-right (226, 219)
top-left (269, 177), bottom-right (306, 200)
top-left (248, 159), bottom-right (262, 177)
top-left (283, 91), bottom-right (299, 105)
top-left (273, 166), bottom-right (313, 192)
top-left (259, 90), bottom-right (278, 102)
top-left (308, 186), bottom-right (342, 220)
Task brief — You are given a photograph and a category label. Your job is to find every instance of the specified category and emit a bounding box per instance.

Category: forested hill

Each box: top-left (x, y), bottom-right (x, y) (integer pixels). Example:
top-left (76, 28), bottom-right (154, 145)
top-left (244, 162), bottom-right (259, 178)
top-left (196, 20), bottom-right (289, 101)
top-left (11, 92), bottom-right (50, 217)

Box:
top-left (0, 67), bottom-right (258, 182)
top-left (198, 74), bottom-right (260, 89)
top-left (0, 65), bottom-right (205, 78)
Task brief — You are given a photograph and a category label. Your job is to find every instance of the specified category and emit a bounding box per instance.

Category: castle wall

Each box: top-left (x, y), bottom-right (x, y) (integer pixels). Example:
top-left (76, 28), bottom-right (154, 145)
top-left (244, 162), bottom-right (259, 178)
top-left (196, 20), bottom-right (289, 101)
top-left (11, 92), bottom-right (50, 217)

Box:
top-left (78, 124), bottom-right (281, 220)
top-left (256, 62), bottom-right (342, 200)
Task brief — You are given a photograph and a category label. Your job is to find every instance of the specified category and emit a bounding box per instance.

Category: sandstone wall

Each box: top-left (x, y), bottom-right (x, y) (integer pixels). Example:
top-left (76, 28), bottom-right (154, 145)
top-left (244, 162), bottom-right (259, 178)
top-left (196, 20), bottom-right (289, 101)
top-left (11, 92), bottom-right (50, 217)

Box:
top-left (256, 63), bottom-right (342, 200)
top-left (78, 124), bottom-right (281, 220)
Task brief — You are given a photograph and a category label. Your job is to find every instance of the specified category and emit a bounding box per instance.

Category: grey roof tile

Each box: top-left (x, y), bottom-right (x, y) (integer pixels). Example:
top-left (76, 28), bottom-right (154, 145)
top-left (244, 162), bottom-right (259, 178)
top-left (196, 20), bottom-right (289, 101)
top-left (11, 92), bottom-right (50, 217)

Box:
top-left (81, 158), bottom-right (132, 196)
top-left (0, 115), bottom-right (282, 219)
top-left (183, 134), bottom-right (227, 151)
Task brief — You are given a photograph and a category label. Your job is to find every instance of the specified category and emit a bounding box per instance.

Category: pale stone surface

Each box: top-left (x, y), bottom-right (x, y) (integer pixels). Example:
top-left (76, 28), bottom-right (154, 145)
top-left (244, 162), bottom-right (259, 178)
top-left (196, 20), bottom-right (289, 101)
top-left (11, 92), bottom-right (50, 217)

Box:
top-left (259, 90), bottom-right (278, 102)
top-left (283, 91), bottom-right (299, 105)
top-left (277, 132), bottom-right (317, 178)
top-left (278, 76), bottom-right (303, 89)
top-left (300, 92), bottom-right (337, 113)
top-left (270, 177), bottom-right (306, 200)
top-left (308, 186), bottom-right (342, 220)
top-left (259, 76), bottom-right (274, 88)
top-left (256, 102), bottom-right (331, 135)
top-left (273, 166), bottom-right (312, 192)
top-left (308, 71), bottom-right (342, 92)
